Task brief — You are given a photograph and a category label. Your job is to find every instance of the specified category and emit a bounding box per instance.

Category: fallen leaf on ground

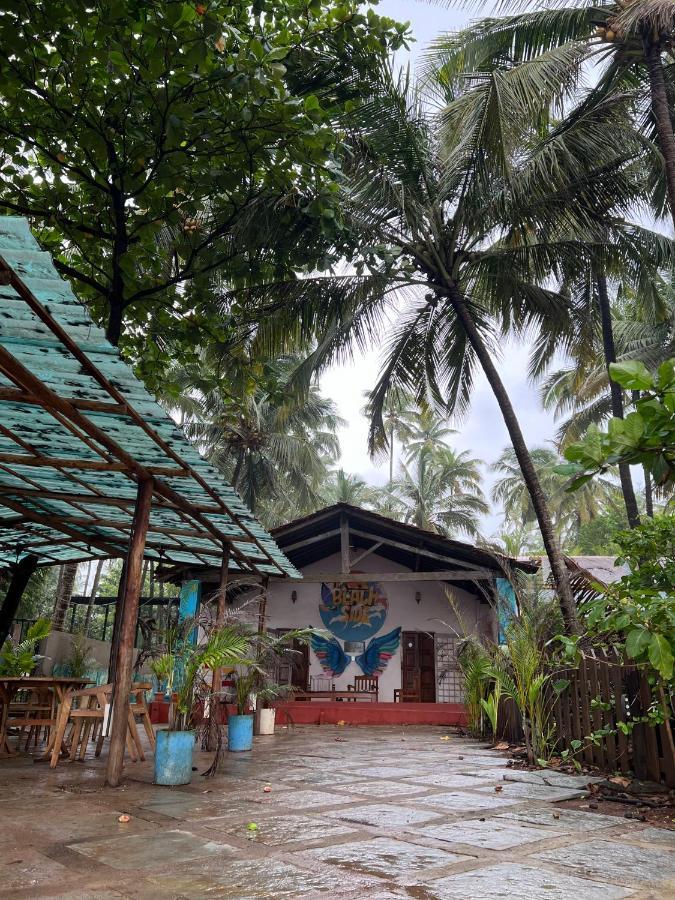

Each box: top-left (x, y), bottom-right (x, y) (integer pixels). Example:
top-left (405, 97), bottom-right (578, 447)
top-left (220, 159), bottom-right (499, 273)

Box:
top-left (494, 742), bottom-right (509, 751)
top-left (609, 776), bottom-right (632, 788)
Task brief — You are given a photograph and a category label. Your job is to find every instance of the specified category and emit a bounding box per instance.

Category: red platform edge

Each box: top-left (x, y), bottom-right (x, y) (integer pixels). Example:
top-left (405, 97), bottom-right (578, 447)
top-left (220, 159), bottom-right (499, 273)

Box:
top-left (274, 701), bottom-right (467, 727)
top-left (150, 699), bottom-right (467, 727)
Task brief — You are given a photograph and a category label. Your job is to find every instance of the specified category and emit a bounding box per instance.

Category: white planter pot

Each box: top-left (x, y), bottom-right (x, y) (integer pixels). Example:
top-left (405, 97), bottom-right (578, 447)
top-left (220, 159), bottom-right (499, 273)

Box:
top-left (255, 707), bottom-right (276, 735)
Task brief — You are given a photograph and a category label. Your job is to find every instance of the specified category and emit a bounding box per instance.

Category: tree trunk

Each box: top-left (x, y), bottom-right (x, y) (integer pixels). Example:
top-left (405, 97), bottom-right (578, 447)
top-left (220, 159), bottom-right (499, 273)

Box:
top-left (596, 272), bottom-right (641, 528)
top-left (106, 296), bottom-right (124, 345)
top-left (645, 39), bottom-right (675, 228)
top-left (643, 465), bottom-right (654, 518)
top-left (446, 284), bottom-right (579, 633)
top-left (51, 562), bottom-right (78, 632)
top-left (84, 559), bottom-right (104, 635)
top-left (0, 555), bottom-right (38, 646)
top-left (389, 422), bottom-right (394, 485)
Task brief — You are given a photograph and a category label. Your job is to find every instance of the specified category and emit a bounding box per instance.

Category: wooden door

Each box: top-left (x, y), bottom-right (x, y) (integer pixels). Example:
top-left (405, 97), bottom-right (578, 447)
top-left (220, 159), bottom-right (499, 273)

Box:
top-left (401, 631), bottom-right (436, 703)
top-left (276, 633), bottom-right (309, 691)
top-left (418, 632), bottom-right (436, 702)
top-left (289, 639), bottom-right (309, 690)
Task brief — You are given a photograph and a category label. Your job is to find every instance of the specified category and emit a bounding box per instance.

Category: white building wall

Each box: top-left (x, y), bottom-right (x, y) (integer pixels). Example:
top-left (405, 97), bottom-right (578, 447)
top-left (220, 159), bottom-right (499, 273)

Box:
top-left (261, 551), bottom-right (495, 702)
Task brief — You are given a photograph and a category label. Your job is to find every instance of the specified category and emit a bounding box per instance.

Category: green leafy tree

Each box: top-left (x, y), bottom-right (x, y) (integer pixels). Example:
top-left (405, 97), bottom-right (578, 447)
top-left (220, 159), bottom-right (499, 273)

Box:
top-left (0, 0), bottom-right (406, 379)
top-left (581, 515), bottom-right (674, 687)
top-left (561, 359), bottom-right (675, 493)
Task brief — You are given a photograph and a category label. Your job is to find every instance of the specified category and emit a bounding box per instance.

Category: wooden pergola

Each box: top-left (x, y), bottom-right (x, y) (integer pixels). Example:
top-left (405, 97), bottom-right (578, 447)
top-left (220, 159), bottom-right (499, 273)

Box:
top-left (0, 217), bottom-right (299, 784)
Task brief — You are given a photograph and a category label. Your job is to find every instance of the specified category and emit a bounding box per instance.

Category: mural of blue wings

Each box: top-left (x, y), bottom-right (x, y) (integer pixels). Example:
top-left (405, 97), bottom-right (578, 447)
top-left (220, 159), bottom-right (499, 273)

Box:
top-left (356, 627), bottom-right (402, 676)
top-left (310, 633), bottom-right (350, 677)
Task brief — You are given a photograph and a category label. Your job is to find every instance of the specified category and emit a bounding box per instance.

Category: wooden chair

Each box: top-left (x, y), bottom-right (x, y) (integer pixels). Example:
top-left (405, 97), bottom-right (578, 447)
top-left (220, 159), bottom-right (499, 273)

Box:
top-left (8, 687), bottom-right (55, 750)
top-left (347, 675), bottom-right (378, 700)
top-left (50, 684), bottom-right (146, 767)
top-left (130, 682), bottom-right (156, 752)
top-left (394, 672), bottom-right (420, 703)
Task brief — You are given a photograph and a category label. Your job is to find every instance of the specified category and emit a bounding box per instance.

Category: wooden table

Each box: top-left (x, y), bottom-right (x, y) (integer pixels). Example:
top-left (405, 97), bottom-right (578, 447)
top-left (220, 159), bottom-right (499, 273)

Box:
top-left (0, 676), bottom-right (91, 756)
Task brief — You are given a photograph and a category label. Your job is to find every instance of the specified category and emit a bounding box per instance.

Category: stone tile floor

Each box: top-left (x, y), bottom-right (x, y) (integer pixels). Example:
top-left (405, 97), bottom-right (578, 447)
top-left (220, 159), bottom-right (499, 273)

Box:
top-left (0, 725), bottom-right (673, 898)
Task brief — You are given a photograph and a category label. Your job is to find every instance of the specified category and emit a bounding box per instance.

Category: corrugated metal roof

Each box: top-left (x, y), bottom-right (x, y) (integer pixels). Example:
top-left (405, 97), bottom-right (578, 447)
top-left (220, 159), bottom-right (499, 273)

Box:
top-left (0, 217), bottom-right (300, 579)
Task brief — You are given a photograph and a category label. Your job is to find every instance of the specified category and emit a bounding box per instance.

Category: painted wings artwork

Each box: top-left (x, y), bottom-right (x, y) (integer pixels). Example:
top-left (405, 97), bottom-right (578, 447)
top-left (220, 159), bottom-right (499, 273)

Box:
top-left (356, 627), bottom-right (402, 677)
top-left (310, 632), bottom-right (349, 677)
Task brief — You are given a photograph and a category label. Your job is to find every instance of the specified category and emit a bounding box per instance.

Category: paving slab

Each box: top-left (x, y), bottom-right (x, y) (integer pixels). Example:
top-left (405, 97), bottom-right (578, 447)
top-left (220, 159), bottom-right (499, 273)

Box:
top-left (417, 818), bottom-right (558, 850)
top-left (415, 789), bottom-right (522, 811)
top-left (67, 828), bottom-right (238, 870)
top-left (402, 771), bottom-right (498, 788)
top-left (302, 835), bottom-right (472, 877)
top-left (422, 862), bottom-right (635, 899)
top-left (475, 780), bottom-right (587, 801)
top-left (325, 802), bottom-right (442, 827)
top-left (145, 856), bottom-right (375, 898)
top-left (348, 765), bottom-right (424, 779)
top-left (534, 839), bottom-right (675, 886)
top-left (224, 814), bottom-right (356, 846)
top-left (502, 768), bottom-right (604, 789)
top-left (334, 780), bottom-right (433, 797)
top-left (627, 827), bottom-right (675, 847)
top-left (0, 846), bottom-right (72, 892)
top-left (266, 788), bottom-right (356, 808)
top-left (495, 807), bottom-right (620, 831)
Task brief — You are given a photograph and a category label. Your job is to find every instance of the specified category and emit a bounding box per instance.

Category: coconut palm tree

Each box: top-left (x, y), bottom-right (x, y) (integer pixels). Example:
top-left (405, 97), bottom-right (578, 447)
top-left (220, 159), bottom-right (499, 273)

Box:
top-left (232, 59), bottom-right (647, 631)
top-left (425, 0), bottom-right (675, 227)
top-left (322, 468), bottom-right (378, 507)
top-left (401, 405), bottom-right (458, 463)
top-left (491, 446), bottom-right (621, 548)
top-left (172, 356), bottom-right (343, 523)
top-left (391, 447), bottom-right (489, 538)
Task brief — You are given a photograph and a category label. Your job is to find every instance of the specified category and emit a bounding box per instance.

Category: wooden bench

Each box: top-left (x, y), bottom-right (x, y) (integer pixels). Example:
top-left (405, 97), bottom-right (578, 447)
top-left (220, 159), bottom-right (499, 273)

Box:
top-left (293, 690), bottom-right (378, 702)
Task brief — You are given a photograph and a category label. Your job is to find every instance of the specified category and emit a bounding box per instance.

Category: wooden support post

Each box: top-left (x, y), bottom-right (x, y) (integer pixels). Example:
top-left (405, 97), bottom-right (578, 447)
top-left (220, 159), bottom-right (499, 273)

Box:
top-left (105, 479), bottom-right (153, 787)
top-left (0, 554), bottom-right (38, 646)
top-left (257, 576), bottom-right (269, 635)
top-left (207, 545), bottom-right (231, 751)
top-left (340, 513), bottom-right (350, 575)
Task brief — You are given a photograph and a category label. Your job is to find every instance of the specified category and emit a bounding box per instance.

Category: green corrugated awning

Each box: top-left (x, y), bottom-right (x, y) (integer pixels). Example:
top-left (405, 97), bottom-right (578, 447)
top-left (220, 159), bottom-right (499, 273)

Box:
top-left (0, 217), bottom-right (300, 580)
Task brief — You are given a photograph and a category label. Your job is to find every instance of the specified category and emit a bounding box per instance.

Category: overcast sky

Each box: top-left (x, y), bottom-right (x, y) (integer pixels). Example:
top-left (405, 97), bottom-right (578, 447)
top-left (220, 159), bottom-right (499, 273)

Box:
top-left (320, 1), bottom-right (563, 537)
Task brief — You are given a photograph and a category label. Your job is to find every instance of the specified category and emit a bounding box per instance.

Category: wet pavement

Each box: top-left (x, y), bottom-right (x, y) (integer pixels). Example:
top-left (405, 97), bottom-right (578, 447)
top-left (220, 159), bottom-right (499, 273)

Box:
top-left (0, 725), bottom-right (673, 898)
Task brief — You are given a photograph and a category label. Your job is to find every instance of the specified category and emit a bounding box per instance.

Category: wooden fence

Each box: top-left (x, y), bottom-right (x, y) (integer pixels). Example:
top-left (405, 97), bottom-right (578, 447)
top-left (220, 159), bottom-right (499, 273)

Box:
top-left (494, 654), bottom-right (675, 787)
top-left (554, 653), bottom-right (675, 788)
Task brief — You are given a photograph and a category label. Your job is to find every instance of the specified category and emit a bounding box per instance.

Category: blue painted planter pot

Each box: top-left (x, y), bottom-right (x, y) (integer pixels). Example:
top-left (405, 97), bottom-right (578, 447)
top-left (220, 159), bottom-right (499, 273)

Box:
top-left (154, 730), bottom-right (195, 785)
top-left (228, 714), bottom-right (254, 751)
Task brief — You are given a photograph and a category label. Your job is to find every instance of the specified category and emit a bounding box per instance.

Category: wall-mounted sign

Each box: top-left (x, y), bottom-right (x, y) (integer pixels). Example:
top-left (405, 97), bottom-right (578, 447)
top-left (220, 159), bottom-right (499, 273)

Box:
top-left (319, 578), bottom-right (388, 641)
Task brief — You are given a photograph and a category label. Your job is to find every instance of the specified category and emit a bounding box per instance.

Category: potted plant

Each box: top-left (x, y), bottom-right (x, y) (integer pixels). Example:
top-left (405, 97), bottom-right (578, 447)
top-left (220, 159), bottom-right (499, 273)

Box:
top-left (234, 628), bottom-right (314, 741)
top-left (0, 618), bottom-right (51, 676)
top-left (228, 669), bottom-right (256, 751)
top-left (150, 620), bottom-right (249, 785)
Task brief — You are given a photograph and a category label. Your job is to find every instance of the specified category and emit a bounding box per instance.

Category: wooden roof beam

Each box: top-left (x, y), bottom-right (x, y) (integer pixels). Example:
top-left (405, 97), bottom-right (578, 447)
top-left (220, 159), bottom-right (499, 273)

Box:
top-left (0, 386), bottom-right (128, 415)
top-left (0, 452), bottom-right (187, 477)
top-left (0, 495), bottom-right (126, 557)
top-left (0, 486), bottom-right (224, 515)
top-left (274, 569), bottom-right (496, 584)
